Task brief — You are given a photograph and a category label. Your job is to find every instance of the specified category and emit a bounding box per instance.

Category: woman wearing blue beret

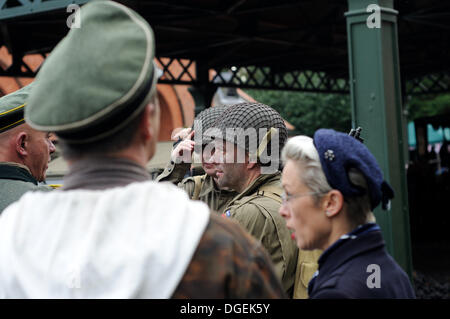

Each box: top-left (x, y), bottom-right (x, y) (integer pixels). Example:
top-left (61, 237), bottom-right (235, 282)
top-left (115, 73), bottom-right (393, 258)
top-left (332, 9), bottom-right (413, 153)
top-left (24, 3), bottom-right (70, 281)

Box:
top-left (279, 129), bottom-right (415, 298)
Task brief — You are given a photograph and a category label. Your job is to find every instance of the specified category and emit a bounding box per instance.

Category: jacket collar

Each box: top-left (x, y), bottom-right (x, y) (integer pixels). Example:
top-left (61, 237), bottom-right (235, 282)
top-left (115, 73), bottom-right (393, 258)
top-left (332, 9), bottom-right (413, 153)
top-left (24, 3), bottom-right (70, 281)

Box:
top-left (63, 156), bottom-right (150, 190)
top-left (0, 162), bottom-right (38, 185)
top-left (198, 174), bottom-right (237, 198)
top-left (318, 223), bottom-right (384, 274)
top-left (198, 174), bottom-right (215, 198)
top-left (230, 171), bottom-right (281, 202)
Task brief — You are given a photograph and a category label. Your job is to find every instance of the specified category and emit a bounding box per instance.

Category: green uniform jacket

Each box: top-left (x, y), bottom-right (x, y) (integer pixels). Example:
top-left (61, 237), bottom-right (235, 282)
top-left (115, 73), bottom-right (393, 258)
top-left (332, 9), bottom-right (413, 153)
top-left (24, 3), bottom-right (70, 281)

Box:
top-left (0, 162), bottom-right (52, 213)
top-left (156, 161), bottom-right (238, 214)
top-left (222, 172), bottom-right (299, 296)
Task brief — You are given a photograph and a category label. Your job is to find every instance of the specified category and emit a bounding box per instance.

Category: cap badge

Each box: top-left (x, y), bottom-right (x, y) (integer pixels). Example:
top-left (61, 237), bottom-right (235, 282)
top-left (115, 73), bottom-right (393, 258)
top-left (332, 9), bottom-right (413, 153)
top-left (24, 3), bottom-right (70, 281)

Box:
top-left (324, 149), bottom-right (335, 161)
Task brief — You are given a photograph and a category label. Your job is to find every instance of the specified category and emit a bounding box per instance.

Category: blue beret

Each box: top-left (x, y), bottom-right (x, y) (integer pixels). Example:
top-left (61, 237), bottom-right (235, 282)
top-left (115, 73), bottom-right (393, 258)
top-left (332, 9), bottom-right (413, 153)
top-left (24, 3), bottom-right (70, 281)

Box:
top-left (313, 128), bottom-right (394, 210)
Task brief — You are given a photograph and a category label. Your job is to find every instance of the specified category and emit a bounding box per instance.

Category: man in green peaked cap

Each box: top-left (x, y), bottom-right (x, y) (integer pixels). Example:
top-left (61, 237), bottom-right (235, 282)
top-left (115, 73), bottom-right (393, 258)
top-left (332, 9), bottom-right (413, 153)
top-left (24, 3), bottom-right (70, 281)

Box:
top-left (0, 1), bottom-right (285, 299)
top-left (0, 83), bottom-right (56, 213)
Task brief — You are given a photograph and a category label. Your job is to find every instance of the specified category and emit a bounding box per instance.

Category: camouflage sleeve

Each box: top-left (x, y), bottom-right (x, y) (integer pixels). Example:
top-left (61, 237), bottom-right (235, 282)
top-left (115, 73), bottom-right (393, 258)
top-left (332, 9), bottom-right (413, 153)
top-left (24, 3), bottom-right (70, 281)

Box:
top-left (241, 236), bottom-right (287, 299)
top-left (172, 214), bottom-right (286, 299)
top-left (155, 160), bottom-right (190, 183)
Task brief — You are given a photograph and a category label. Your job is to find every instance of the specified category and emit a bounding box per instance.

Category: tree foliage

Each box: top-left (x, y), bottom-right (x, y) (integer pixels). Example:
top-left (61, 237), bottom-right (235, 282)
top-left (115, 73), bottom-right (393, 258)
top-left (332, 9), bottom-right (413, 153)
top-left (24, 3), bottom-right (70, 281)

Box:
top-left (244, 89), bottom-right (352, 137)
top-left (245, 89), bottom-right (450, 138)
top-left (405, 94), bottom-right (450, 121)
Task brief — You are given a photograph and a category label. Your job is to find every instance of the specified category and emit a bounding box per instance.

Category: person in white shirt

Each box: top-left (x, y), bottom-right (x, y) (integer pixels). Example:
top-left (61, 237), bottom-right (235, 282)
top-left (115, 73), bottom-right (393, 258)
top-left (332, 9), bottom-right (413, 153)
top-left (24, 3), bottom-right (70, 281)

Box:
top-left (0, 0), bottom-right (284, 299)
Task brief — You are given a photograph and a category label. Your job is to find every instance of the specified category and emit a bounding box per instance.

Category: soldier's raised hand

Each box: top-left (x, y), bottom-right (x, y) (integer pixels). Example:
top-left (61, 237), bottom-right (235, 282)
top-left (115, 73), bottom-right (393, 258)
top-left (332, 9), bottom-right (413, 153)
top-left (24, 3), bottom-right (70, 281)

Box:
top-left (171, 127), bottom-right (193, 141)
top-left (171, 130), bottom-right (195, 164)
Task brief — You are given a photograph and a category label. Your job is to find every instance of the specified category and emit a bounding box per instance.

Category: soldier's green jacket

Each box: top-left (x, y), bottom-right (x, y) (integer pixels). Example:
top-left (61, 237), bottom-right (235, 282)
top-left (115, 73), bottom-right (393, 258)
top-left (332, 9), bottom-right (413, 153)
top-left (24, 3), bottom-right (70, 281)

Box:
top-left (156, 161), bottom-right (237, 214)
top-left (222, 172), bottom-right (297, 295)
top-left (223, 172), bottom-right (317, 298)
top-left (0, 162), bottom-right (52, 213)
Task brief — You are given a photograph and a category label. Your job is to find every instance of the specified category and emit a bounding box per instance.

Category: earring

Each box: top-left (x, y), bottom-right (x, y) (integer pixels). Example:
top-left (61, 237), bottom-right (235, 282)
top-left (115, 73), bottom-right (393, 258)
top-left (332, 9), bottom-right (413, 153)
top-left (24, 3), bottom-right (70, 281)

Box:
top-left (325, 211), bottom-right (331, 217)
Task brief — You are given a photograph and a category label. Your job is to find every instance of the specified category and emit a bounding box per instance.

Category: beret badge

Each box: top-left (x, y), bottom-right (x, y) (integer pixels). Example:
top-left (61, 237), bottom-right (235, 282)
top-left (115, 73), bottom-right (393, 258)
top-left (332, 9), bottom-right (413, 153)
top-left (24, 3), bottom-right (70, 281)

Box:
top-left (324, 149), bottom-right (335, 161)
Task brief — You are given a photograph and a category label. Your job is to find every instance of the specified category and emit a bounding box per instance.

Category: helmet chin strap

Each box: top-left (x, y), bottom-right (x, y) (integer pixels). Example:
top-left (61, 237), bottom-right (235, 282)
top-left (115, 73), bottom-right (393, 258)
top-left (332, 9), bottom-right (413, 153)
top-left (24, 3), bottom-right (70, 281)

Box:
top-left (252, 127), bottom-right (278, 161)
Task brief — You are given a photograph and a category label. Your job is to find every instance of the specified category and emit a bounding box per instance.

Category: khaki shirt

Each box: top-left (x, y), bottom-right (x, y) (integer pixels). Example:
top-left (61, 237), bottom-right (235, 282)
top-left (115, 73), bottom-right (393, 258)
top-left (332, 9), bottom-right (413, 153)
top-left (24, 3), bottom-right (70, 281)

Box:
top-left (222, 172), bottom-right (299, 296)
top-left (293, 249), bottom-right (322, 299)
top-left (156, 161), bottom-right (237, 213)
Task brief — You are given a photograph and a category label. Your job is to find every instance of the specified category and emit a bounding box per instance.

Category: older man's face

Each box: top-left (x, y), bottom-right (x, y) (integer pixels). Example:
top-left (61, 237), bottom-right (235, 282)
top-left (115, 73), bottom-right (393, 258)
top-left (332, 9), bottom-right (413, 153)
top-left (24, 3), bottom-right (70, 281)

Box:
top-left (23, 126), bottom-right (56, 182)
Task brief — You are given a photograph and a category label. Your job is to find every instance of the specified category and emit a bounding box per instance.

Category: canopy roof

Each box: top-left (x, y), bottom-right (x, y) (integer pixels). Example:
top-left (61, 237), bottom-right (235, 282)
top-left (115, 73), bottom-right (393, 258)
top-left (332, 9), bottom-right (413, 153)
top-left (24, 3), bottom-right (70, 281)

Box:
top-left (0, 0), bottom-right (449, 95)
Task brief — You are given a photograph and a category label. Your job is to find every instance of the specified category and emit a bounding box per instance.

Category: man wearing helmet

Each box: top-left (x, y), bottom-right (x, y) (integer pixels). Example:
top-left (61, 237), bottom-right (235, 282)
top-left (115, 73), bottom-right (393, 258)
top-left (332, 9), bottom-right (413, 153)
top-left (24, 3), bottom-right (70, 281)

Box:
top-left (157, 105), bottom-right (238, 214)
top-left (205, 102), bottom-right (307, 297)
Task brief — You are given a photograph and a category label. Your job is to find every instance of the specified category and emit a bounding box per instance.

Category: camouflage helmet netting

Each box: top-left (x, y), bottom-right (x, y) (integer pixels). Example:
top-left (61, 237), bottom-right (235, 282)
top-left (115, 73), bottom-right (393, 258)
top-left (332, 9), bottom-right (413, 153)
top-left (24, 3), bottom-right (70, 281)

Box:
top-left (193, 105), bottom-right (230, 148)
top-left (208, 102), bottom-right (288, 160)
top-left (193, 105), bottom-right (230, 133)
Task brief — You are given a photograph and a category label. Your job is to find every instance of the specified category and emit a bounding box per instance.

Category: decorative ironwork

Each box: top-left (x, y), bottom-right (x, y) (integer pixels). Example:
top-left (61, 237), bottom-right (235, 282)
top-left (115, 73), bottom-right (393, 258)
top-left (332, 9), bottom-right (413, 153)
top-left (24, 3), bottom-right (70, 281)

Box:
top-left (156, 57), bottom-right (350, 93)
top-left (211, 65), bottom-right (350, 93)
top-left (156, 57), bottom-right (196, 85)
top-left (0, 52), bottom-right (44, 77)
top-left (405, 72), bottom-right (450, 95)
top-left (1, 51), bottom-right (450, 96)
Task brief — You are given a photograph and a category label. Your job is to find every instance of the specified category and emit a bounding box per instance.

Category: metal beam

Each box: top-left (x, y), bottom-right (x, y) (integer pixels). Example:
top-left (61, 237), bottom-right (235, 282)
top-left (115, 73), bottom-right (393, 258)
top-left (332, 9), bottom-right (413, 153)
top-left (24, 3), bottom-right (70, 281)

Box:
top-left (1, 48), bottom-right (448, 97)
top-left (346, 0), bottom-right (413, 276)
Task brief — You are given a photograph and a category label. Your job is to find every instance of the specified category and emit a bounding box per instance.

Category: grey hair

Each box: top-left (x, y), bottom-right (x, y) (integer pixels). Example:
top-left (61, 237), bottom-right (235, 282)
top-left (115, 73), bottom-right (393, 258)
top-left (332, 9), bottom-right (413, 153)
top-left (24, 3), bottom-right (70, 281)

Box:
top-left (281, 136), bottom-right (332, 202)
top-left (282, 135), bottom-right (374, 227)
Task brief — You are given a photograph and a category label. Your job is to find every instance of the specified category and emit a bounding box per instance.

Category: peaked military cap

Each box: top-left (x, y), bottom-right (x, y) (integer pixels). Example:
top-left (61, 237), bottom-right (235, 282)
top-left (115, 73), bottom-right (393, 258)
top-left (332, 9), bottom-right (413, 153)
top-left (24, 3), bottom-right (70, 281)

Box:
top-left (313, 128), bottom-right (394, 210)
top-left (0, 83), bottom-right (33, 134)
top-left (25, 0), bottom-right (158, 143)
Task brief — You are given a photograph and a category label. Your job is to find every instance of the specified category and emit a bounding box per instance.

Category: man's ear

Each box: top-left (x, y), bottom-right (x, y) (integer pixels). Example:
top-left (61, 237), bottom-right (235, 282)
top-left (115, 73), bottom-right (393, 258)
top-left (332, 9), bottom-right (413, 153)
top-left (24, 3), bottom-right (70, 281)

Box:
top-left (14, 132), bottom-right (28, 157)
top-left (322, 189), bottom-right (344, 218)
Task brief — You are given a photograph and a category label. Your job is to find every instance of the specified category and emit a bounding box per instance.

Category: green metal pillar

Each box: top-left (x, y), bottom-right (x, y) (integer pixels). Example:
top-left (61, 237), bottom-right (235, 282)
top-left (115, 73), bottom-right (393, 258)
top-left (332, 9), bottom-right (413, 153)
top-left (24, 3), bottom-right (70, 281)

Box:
top-left (345, 0), bottom-right (413, 276)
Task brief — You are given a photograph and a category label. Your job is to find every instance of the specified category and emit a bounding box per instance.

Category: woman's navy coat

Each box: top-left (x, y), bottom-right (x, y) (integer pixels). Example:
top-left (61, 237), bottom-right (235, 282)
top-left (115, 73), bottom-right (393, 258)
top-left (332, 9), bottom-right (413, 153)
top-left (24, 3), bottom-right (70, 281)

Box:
top-left (308, 223), bottom-right (415, 299)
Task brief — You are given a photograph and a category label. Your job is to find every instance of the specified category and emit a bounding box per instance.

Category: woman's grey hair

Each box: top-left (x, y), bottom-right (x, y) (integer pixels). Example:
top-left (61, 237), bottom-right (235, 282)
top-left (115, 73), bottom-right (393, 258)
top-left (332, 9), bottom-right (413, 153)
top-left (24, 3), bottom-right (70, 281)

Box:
top-left (281, 136), bottom-right (332, 202)
top-left (282, 135), bottom-right (374, 227)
